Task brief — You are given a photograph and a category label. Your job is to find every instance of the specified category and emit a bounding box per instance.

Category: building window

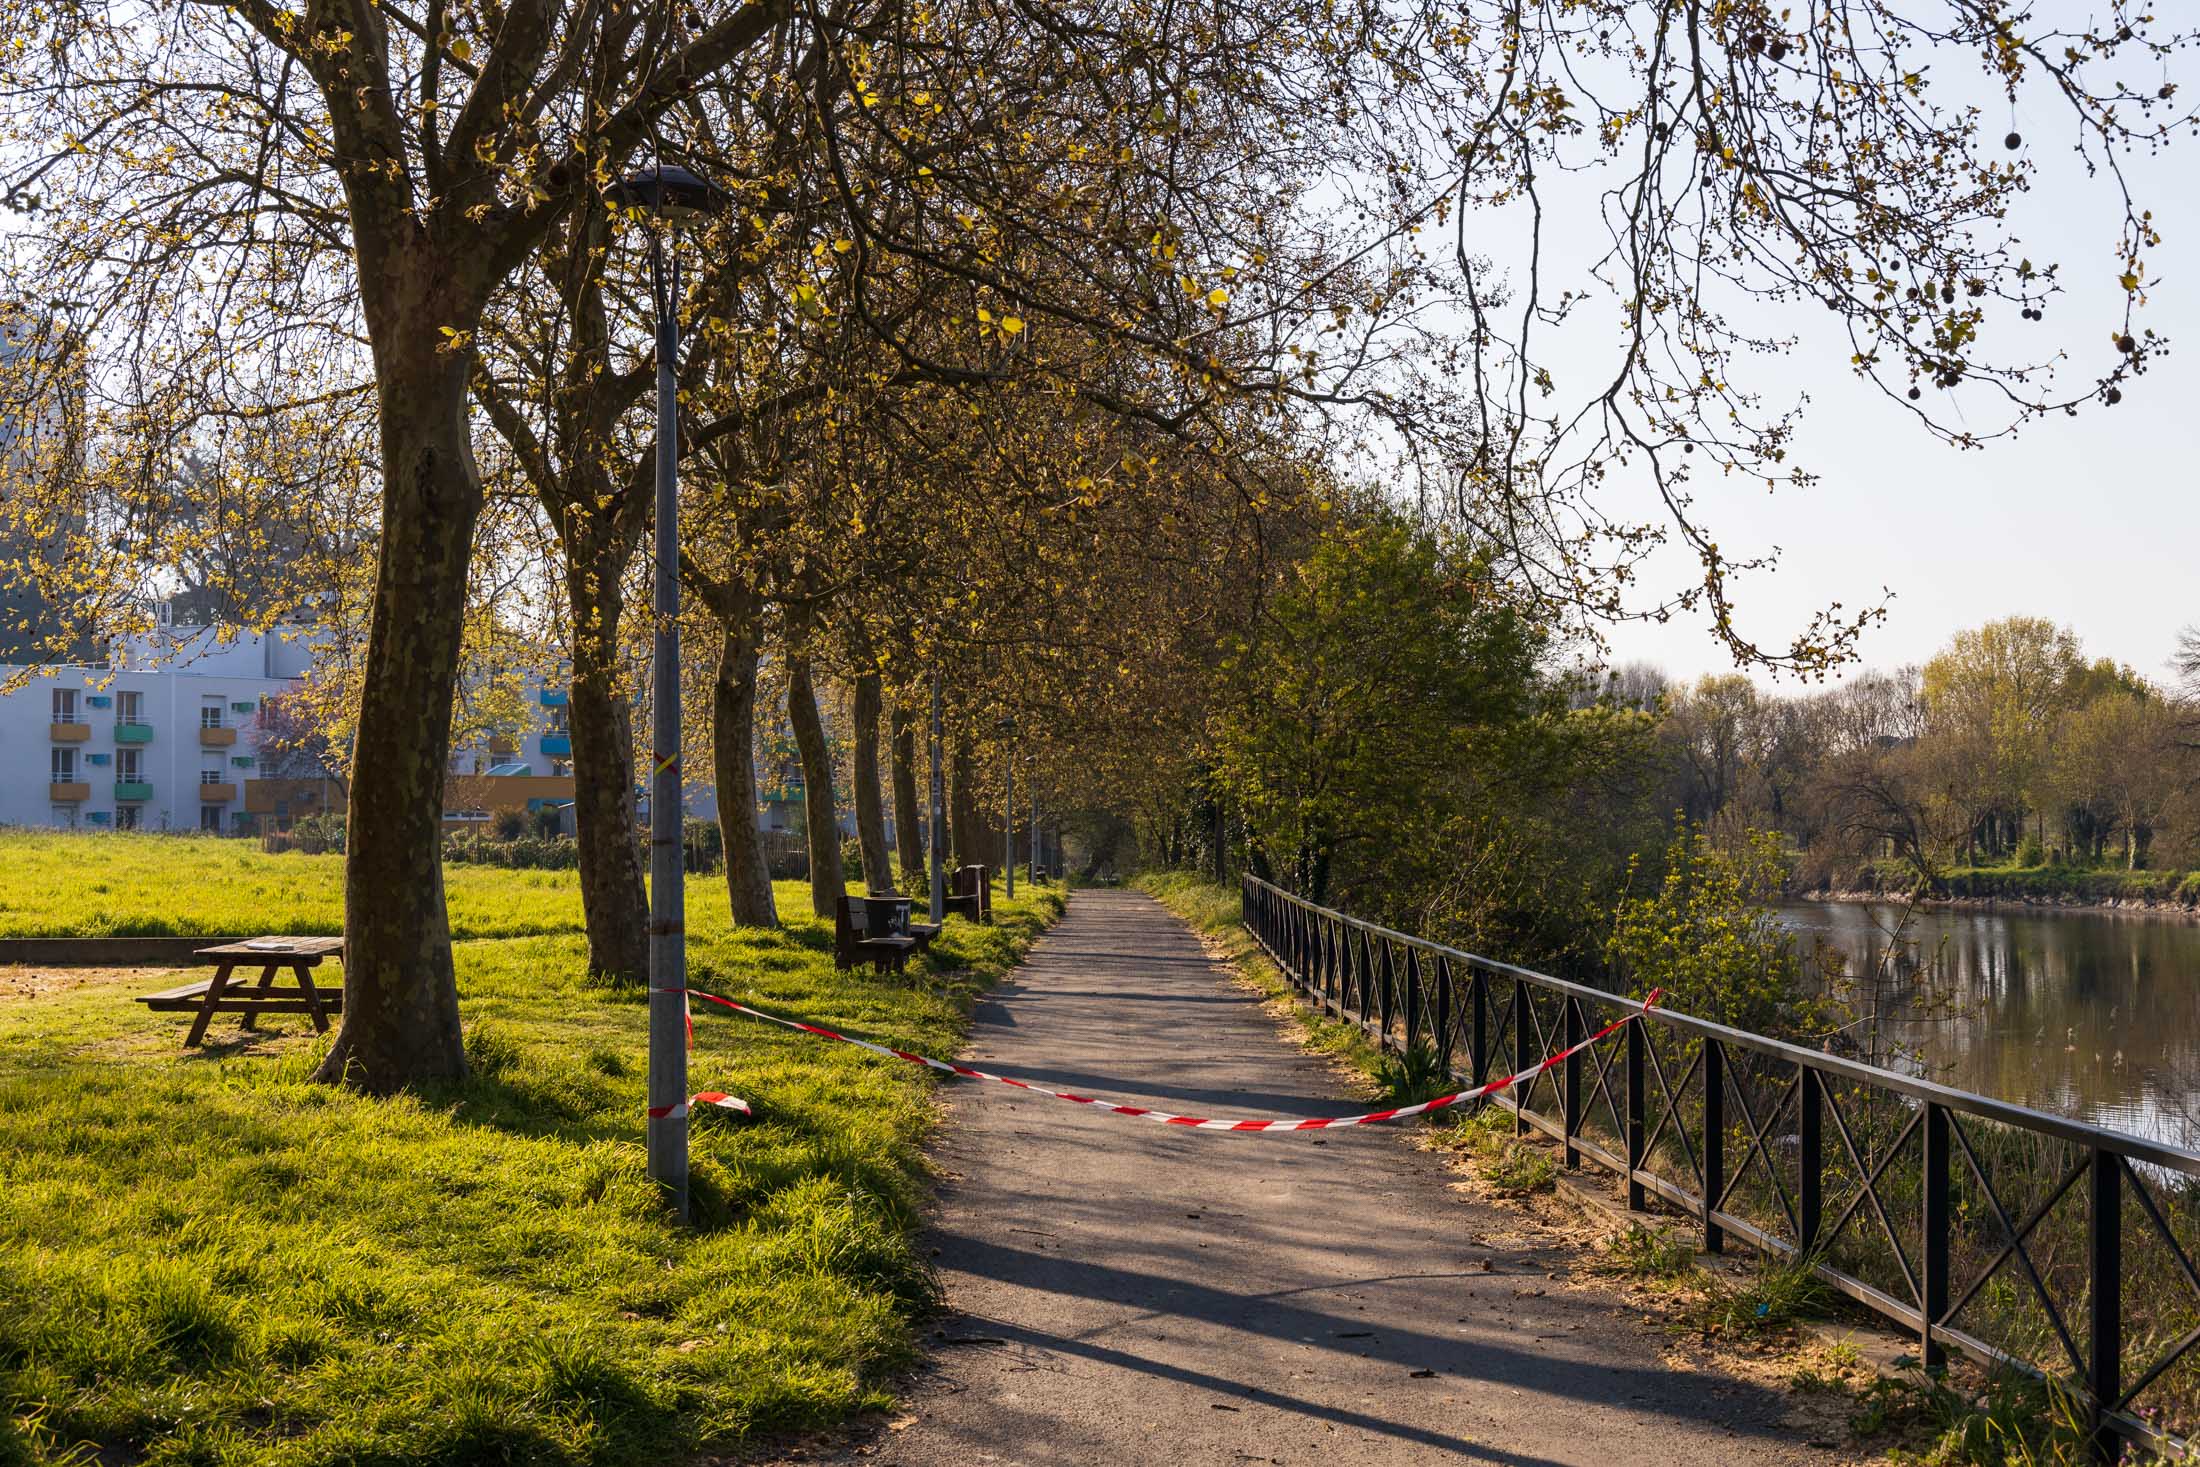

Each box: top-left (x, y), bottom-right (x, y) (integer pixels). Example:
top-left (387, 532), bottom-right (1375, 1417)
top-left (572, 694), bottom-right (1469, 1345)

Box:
top-left (115, 805), bottom-right (140, 831)
top-left (116, 749), bottom-right (141, 781)
top-left (200, 704), bottom-right (224, 730)
top-left (116, 690), bottom-right (144, 725)
top-left (50, 748), bottom-right (76, 782)
top-left (51, 805), bottom-right (77, 829)
top-left (51, 687), bottom-right (77, 723)
top-left (546, 705), bottom-right (571, 735)
top-left (550, 759), bottom-right (573, 778)
top-left (200, 805), bottom-right (222, 832)
top-left (202, 768), bottom-right (225, 786)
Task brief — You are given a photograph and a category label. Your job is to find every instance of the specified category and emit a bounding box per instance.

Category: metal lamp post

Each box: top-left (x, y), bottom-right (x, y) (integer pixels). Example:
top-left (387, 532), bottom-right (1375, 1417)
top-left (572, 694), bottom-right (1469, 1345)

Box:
top-left (928, 670), bottom-right (945, 923)
top-left (998, 715), bottom-right (1016, 900)
top-left (608, 162), bottom-right (729, 1224)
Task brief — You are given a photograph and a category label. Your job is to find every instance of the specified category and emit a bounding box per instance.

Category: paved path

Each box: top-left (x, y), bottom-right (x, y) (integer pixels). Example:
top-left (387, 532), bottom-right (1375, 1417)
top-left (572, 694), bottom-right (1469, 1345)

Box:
top-left (791, 890), bottom-right (1851, 1466)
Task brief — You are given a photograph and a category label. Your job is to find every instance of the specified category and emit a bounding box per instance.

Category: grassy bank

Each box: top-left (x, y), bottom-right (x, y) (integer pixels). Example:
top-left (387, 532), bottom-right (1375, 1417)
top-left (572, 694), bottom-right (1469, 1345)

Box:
top-left (0, 830), bottom-right (596, 940)
top-left (1840, 858), bottom-right (2200, 910)
top-left (0, 833), bottom-right (1064, 1466)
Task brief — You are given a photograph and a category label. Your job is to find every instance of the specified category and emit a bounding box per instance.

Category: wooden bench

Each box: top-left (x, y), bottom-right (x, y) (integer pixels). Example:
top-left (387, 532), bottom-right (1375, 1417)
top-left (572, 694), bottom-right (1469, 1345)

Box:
top-left (137, 937), bottom-right (347, 1047)
top-left (835, 896), bottom-right (918, 974)
top-left (943, 864), bottom-right (993, 924)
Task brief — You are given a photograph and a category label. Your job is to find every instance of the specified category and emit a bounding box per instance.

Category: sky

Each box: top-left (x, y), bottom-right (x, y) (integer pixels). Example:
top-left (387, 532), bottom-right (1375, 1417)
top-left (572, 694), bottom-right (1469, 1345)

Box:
top-left (1553, 103), bottom-right (2200, 690)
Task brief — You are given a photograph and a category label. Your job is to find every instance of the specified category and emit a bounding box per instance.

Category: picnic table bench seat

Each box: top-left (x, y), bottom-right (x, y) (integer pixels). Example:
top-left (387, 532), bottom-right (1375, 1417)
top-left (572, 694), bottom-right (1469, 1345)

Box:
top-left (835, 896), bottom-right (919, 974)
top-left (943, 864), bottom-right (993, 924)
top-left (136, 937), bottom-right (346, 1047)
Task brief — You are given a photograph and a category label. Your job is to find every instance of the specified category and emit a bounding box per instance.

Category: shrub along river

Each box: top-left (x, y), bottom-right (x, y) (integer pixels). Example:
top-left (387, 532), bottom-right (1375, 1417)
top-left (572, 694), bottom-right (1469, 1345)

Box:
top-left (1780, 900), bottom-right (2200, 1150)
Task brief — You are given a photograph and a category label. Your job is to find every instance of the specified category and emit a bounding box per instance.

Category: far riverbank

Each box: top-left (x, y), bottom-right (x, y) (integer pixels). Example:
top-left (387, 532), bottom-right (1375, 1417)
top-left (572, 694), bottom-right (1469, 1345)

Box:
top-left (1804, 864), bottom-right (2200, 920)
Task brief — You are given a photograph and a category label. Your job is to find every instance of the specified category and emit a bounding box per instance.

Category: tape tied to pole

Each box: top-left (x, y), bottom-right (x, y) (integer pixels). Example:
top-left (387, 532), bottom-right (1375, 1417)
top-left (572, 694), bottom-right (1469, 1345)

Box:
top-left (653, 987), bottom-right (1661, 1132)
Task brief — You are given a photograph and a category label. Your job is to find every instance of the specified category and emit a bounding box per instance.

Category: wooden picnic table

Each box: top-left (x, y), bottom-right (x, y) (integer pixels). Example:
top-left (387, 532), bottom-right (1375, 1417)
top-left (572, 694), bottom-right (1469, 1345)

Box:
top-left (136, 937), bottom-right (346, 1047)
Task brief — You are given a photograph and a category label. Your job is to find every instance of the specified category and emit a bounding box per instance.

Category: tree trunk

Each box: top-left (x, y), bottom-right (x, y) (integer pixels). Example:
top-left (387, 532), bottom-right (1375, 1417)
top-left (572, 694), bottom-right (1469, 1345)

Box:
top-left (566, 561), bottom-right (648, 986)
top-left (950, 740), bottom-right (981, 869)
top-left (711, 626), bottom-right (778, 928)
top-left (891, 701), bottom-right (924, 885)
top-left (787, 653), bottom-right (843, 917)
top-left (315, 338), bottom-right (478, 1092)
top-left (852, 674), bottom-right (892, 893)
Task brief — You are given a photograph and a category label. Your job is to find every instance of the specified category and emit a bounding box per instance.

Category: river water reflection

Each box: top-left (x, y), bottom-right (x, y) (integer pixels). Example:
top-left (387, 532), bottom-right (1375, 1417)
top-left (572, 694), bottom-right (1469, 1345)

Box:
top-left (1778, 901), bottom-right (2200, 1149)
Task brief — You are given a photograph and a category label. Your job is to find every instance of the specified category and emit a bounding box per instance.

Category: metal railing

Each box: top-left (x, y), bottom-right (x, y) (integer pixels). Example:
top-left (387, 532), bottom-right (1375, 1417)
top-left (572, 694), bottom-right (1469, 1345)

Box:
top-left (1241, 874), bottom-right (2200, 1460)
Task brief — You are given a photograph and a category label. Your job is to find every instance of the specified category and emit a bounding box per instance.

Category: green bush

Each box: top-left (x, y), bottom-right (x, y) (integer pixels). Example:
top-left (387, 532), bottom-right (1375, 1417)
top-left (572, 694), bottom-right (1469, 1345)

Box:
top-left (491, 808), bottom-right (530, 842)
top-left (2015, 833), bottom-right (2046, 868)
top-left (1607, 818), bottom-right (1827, 1041)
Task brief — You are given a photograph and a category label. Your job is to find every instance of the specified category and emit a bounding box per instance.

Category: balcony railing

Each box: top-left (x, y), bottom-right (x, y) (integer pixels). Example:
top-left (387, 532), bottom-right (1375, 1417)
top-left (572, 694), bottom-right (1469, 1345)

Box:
top-left (49, 722), bottom-right (90, 743)
top-left (48, 781), bottom-right (89, 802)
top-left (539, 734), bottom-right (572, 756)
top-left (199, 725), bottom-right (237, 747)
top-left (113, 780), bottom-right (153, 801)
top-left (197, 782), bottom-right (237, 803)
top-left (114, 723), bottom-right (153, 744)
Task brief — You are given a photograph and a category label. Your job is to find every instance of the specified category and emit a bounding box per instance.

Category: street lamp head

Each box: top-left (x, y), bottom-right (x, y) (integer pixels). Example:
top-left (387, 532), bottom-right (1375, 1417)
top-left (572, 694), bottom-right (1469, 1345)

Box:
top-left (607, 164), bottom-right (730, 220)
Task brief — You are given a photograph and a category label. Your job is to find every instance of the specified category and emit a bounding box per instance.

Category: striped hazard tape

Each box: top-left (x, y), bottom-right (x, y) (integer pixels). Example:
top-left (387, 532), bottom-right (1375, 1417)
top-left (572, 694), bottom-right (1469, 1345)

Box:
top-left (646, 1092), bottom-right (751, 1121)
top-left (658, 986), bottom-right (1660, 1132)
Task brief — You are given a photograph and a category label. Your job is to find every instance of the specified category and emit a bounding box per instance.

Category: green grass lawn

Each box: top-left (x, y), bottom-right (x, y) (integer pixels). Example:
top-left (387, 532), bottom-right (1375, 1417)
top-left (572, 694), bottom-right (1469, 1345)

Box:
top-left (0, 833), bottom-right (1065, 1466)
top-left (0, 830), bottom-right (594, 939)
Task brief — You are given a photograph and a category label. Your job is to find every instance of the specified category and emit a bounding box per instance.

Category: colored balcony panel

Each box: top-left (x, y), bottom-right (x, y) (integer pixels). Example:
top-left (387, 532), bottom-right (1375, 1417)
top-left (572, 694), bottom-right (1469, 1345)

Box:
top-left (538, 689), bottom-right (569, 707)
top-left (114, 723), bottom-right (154, 744)
top-left (487, 736), bottom-right (518, 755)
top-left (199, 726), bottom-right (238, 747)
top-left (539, 734), bottom-right (572, 756)
top-left (48, 781), bottom-right (90, 802)
top-left (114, 780), bottom-right (154, 801)
top-left (50, 722), bottom-right (90, 743)
top-left (198, 782), bottom-right (238, 803)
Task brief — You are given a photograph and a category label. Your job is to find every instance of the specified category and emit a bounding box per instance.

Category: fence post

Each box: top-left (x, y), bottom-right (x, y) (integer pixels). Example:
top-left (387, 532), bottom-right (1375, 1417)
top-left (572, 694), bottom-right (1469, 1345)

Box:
top-left (1799, 1066), bottom-right (1822, 1255)
top-left (1471, 968), bottom-right (1488, 1090)
top-left (1378, 943), bottom-right (1399, 1049)
top-left (1702, 1039), bottom-right (1724, 1254)
top-left (1402, 949), bottom-right (1423, 1054)
top-left (1513, 976), bottom-right (1532, 1136)
top-left (1433, 957), bottom-right (1454, 1072)
top-left (2089, 1148), bottom-right (2122, 1462)
top-left (1562, 998), bottom-right (1581, 1168)
top-left (1923, 1102), bottom-right (1949, 1373)
top-left (1625, 1018), bottom-right (1646, 1211)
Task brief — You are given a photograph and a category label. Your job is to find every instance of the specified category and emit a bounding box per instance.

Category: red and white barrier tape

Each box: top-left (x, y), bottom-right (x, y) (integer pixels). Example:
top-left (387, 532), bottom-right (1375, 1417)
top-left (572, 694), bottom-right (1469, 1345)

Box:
top-left (647, 1091), bottom-right (751, 1121)
top-left (657, 986), bottom-right (1660, 1132)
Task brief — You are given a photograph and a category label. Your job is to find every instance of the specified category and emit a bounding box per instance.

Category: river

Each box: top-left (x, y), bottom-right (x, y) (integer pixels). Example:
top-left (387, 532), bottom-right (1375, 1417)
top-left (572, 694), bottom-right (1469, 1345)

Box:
top-left (1778, 900), bottom-right (2200, 1149)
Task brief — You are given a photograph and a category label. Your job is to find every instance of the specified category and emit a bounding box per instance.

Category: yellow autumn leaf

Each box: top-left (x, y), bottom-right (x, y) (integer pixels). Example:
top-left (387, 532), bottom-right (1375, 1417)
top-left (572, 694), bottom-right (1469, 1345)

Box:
top-left (1206, 288), bottom-right (1228, 308)
top-left (833, 238), bottom-right (853, 253)
top-left (1000, 316), bottom-right (1024, 335)
top-left (449, 36), bottom-right (471, 61)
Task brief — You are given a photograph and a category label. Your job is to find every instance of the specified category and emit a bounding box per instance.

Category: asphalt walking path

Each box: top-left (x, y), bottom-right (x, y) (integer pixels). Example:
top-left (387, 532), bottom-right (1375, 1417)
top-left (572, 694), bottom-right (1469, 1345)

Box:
top-left (786, 889), bottom-right (1853, 1467)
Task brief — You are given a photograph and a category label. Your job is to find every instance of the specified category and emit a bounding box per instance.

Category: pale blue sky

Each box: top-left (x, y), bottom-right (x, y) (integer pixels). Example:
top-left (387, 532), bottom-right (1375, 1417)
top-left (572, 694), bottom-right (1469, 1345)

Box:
top-left (1580, 124), bottom-right (2200, 688)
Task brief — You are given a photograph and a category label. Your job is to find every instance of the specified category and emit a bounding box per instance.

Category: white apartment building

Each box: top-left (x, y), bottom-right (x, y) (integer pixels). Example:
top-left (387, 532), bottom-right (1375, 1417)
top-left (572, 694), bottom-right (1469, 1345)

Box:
top-left (1, 623), bottom-right (318, 832)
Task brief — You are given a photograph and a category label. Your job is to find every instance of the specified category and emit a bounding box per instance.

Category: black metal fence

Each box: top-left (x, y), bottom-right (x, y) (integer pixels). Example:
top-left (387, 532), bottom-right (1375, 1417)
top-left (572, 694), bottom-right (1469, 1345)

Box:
top-left (1241, 874), bottom-right (2200, 1460)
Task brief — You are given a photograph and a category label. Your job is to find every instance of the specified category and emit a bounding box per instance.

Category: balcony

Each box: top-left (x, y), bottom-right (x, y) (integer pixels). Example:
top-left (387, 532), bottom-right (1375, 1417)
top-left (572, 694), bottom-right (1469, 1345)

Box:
top-left (48, 781), bottom-right (90, 802)
top-left (199, 726), bottom-right (237, 748)
top-left (540, 734), bottom-right (572, 757)
top-left (114, 780), bottom-right (153, 801)
top-left (539, 689), bottom-right (568, 707)
top-left (49, 722), bottom-right (90, 743)
top-left (487, 736), bottom-right (518, 756)
top-left (114, 723), bottom-right (153, 744)
top-left (197, 782), bottom-right (237, 803)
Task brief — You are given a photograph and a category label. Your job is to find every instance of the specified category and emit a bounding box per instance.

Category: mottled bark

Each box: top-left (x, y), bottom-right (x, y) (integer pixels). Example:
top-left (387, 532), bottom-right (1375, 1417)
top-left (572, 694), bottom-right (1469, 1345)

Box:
top-left (852, 674), bottom-right (892, 893)
top-left (890, 702), bottom-right (924, 885)
top-left (787, 653), bottom-right (844, 917)
top-left (566, 560), bottom-right (647, 986)
top-left (315, 325), bottom-right (476, 1091)
top-left (950, 740), bottom-right (981, 870)
top-left (711, 626), bottom-right (778, 928)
